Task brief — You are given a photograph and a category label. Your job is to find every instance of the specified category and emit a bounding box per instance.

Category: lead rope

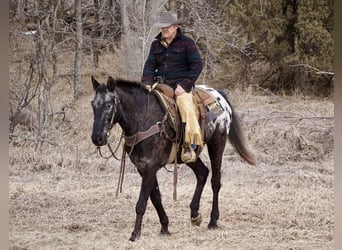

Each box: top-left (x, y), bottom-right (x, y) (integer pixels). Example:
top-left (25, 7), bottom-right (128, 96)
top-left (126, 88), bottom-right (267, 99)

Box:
top-left (173, 109), bottom-right (181, 201)
top-left (106, 131), bottom-right (124, 160)
top-left (116, 147), bottom-right (126, 196)
top-left (173, 101), bottom-right (180, 202)
top-left (174, 100), bottom-right (182, 202)
top-left (173, 157), bottom-right (178, 201)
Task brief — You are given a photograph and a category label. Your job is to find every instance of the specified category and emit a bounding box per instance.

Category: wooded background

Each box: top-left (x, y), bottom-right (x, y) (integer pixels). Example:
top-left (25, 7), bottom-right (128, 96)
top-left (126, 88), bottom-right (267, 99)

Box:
top-left (9, 3), bottom-right (334, 248)
top-left (9, 0), bottom-right (334, 147)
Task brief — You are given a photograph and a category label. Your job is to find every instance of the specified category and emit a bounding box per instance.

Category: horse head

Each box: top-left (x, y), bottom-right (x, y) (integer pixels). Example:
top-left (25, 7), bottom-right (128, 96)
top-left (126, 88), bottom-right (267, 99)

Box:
top-left (90, 76), bottom-right (119, 146)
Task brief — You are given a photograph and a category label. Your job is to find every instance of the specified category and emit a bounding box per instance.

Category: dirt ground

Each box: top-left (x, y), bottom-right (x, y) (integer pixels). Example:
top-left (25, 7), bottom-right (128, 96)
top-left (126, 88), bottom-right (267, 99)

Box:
top-left (9, 86), bottom-right (334, 250)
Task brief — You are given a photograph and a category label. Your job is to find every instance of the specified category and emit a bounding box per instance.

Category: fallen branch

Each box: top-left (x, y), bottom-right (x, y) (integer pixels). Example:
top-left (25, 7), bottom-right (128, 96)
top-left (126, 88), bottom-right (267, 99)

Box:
top-left (289, 64), bottom-right (335, 76)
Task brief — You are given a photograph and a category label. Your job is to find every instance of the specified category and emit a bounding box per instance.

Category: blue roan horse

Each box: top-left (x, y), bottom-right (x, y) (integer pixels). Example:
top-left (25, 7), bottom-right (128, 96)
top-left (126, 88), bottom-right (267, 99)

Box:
top-left (90, 76), bottom-right (256, 241)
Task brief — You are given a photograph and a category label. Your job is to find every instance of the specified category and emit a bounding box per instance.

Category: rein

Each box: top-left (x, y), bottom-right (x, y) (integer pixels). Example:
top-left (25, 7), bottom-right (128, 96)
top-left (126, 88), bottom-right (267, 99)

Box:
top-left (97, 130), bottom-right (124, 160)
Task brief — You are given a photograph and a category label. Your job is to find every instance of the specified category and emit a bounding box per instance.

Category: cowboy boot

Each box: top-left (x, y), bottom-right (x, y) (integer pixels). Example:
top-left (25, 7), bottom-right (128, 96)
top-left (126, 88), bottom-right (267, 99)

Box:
top-left (181, 143), bottom-right (196, 163)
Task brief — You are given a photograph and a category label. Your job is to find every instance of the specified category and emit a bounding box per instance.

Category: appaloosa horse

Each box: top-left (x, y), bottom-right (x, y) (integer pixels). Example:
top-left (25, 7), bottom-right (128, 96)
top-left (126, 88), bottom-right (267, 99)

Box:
top-left (90, 76), bottom-right (256, 241)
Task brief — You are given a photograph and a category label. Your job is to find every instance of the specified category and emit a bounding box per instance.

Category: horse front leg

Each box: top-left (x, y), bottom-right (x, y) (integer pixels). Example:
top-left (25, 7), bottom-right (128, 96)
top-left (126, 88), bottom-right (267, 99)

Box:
top-left (187, 158), bottom-right (209, 226)
top-left (129, 169), bottom-right (156, 242)
top-left (149, 177), bottom-right (170, 235)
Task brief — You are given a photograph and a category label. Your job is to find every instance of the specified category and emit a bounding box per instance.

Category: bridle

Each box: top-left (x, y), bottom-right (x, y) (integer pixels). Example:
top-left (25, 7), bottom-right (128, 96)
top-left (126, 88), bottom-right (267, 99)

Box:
top-left (97, 90), bottom-right (154, 160)
top-left (96, 92), bottom-right (122, 160)
top-left (97, 90), bottom-right (171, 160)
top-left (96, 131), bottom-right (124, 160)
top-left (109, 93), bottom-right (120, 130)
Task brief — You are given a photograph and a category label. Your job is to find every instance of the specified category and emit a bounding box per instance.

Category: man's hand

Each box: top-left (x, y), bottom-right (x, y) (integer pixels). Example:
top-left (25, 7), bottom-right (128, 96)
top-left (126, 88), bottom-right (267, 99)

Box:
top-left (175, 84), bottom-right (186, 96)
top-left (145, 85), bottom-right (152, 92)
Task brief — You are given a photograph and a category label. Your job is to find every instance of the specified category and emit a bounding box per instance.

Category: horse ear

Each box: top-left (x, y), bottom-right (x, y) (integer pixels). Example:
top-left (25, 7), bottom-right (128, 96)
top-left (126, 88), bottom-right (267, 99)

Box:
top-left (107, 76), bottom-right (116, 92)
top-left (91, 75), bottom-right (100, 90)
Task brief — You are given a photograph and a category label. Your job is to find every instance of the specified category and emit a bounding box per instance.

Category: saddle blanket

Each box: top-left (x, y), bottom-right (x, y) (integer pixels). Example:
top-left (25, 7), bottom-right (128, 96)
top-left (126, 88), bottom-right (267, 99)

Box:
top-left (195, 85), bottom-right (232, 124)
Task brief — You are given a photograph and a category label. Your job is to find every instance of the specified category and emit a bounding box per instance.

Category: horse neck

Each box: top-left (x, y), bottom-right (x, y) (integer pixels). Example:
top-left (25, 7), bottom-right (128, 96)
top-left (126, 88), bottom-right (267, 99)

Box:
top-left (115, 86), bottom-right (152, 136)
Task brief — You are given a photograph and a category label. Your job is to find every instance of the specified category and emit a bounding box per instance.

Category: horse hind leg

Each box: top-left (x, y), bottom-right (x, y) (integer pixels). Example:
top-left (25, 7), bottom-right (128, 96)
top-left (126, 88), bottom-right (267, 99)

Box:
top-left (206, 131), bottom-right (227, 229)
top-left (149, 177), bottom-right (170, 235)
top-left (187, 158), bottom-right (209, 226)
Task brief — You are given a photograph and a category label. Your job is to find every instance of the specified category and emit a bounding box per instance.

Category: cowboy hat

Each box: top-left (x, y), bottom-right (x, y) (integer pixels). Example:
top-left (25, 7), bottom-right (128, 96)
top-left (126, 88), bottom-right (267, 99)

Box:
top-left (153, 11), bottom-right (187, 28)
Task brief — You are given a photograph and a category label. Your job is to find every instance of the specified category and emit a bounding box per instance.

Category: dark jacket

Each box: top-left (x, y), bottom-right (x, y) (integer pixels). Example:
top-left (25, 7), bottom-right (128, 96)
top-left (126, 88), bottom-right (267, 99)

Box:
top-left (141, 28), bottom-right (203, 92)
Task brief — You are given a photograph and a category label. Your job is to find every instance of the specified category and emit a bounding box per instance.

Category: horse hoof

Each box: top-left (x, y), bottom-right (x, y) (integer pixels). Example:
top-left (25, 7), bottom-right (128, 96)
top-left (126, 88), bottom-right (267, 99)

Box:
top-left (191, 213), bottom-right (202, 226)
top-left (208, 223), bottom-right (218, 229)
top-left (129, 232), bottom-right (140, 242)
top-left (160, 228), bottom-right (171, 235)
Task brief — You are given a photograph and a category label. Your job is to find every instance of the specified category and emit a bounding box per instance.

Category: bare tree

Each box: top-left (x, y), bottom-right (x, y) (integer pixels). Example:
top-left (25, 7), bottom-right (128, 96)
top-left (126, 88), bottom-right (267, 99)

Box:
top-left (92, 0), bottom-right (100, 67)
top-left (119, 0), bottom-right (131, 79)
top-left (9, 60), bottom-right (38, 134)
top-left (118, 0), bottom-right (167, 80)
top-left (179, 0), bottom-right (251, 87)
top-left (50, 0), bottom-right (61, 86)
top-left (74, 0), bottom-right (82, 99)
top-left (36, 15), bottom-right (50, 149)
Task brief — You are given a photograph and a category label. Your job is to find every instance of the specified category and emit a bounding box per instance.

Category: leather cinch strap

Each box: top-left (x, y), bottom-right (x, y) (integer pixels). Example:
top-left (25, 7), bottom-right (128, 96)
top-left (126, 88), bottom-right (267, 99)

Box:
top-left (124, 124), bottom-right (161, 147)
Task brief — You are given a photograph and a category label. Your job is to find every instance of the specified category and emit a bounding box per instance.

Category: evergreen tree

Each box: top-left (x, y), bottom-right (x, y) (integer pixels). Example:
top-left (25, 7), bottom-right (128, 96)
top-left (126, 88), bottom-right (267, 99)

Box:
top-left (226, 0), bottom-right (334, 95)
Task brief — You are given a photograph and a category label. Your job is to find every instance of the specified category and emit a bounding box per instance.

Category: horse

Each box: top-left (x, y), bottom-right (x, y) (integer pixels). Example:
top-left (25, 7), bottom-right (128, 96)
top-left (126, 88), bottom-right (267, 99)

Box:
top-left (90, 76), bottom-right (256, 241)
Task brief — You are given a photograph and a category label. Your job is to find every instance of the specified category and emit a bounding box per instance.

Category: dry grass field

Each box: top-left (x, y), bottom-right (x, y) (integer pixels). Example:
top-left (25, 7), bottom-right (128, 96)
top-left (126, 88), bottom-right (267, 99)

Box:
top-left (9, 68), bottom-right (334, 249)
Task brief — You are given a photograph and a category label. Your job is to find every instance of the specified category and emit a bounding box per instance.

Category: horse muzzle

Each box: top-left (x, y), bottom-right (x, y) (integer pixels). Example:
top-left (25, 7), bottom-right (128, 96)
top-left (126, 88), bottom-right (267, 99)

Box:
top-left (91, 132), bottom-right (108, 146)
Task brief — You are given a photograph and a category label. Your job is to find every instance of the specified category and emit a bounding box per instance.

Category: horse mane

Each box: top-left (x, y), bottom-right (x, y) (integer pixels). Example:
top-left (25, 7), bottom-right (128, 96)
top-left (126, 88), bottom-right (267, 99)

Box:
top-left (114, 78), bottom-right (144, 89)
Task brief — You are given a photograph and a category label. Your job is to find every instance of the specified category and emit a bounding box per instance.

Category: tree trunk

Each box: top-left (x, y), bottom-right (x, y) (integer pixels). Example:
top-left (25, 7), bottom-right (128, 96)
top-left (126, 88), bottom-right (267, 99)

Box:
top-left (92, 0), bottom-right (100, 67)
top-left (120, 0), bottom-right (140, 80)
top-left (36, 20), bottom-right (49, 150)
top-left (74, 0), bottom-right (82, 99)
top-left (51, 0), bottom-right (60, 85)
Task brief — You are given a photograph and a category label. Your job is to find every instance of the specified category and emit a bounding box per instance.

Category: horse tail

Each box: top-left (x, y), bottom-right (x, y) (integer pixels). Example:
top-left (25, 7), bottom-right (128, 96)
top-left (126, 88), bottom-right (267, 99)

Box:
top-left (217, 89), bottom-right (257, 166)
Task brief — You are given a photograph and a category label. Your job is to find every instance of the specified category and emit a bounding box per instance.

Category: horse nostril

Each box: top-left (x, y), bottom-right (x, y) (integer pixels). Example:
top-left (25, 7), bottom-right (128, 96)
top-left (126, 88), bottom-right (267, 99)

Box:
top-left (91, 134), bottom-right (107, 146)
top-left (99, 137), bottom-right (105, 145)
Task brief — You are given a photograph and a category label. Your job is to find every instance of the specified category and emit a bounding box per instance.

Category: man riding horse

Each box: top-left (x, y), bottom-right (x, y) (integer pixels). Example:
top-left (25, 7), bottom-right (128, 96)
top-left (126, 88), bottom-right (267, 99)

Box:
top-left (141, 11), bottom-right (203, 163)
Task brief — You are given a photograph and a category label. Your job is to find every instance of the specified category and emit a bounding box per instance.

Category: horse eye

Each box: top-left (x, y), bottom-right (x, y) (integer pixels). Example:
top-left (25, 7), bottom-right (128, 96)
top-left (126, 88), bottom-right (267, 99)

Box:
top-left (105, 103), bottom-right (112, 111)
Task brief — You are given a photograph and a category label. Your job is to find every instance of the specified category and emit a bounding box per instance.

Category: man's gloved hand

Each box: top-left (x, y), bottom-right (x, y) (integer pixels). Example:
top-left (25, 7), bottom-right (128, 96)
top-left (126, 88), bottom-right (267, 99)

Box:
top-left (145, 85), bottom-right (152, 92)
top-left (144, 82), bottom-right (159, 92)
top-left (175, 84), bottom-right (186, 96)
